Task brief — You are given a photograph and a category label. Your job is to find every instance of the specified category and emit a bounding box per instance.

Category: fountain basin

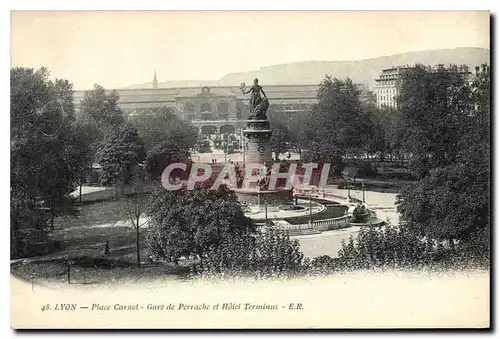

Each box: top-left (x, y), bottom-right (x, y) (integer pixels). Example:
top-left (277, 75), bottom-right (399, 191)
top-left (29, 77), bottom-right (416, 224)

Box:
top-left (234, 187), bottom-right (293, 210)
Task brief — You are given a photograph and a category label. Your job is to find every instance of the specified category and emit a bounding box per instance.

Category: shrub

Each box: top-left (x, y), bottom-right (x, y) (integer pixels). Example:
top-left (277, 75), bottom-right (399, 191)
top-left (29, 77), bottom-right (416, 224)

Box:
top-left (309, 255), bottom-right (340, 274)
top-left (357, 162), bottom-right (378, 177)
top-left (86, 170), bottom-right (99, 184)
top-left (336, 225), bottom-right (470, 270)
top-left (146, 184), bottom-right (255, 266)
top-left (197, 226), bottom-right (306, 279)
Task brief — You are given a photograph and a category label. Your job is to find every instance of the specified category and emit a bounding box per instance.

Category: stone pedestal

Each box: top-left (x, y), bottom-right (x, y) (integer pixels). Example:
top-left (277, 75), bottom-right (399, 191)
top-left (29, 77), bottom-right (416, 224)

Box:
top-left (234, 119), bottom-right (293, 209)
top-left (243, 119), bottom-right (273, 165)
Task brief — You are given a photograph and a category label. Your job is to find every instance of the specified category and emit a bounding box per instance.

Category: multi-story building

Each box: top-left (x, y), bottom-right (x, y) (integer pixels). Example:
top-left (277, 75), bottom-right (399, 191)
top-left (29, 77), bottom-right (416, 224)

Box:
top-left (73, 74), bottom-right (374, 135)
top-left (374, 64), bottom-right (488, 110)
top-left (374, 66), bottom-right (414, 110)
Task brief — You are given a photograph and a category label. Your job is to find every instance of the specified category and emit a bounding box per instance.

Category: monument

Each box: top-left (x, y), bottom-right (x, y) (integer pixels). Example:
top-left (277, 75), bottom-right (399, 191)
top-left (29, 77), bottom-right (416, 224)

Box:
top-left (234, 79), bottom-right (293, 213)
top-left (240, 78), bottom-right (273, 164)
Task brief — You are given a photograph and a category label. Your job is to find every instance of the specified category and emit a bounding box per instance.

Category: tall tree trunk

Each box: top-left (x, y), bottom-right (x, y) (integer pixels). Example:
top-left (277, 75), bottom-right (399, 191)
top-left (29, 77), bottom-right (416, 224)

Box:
top-left (79, 173), bottom-right (83, 203)
top-left (11, 222), bottom-right (18, 259)
top-left (50, 205), bottom-right (55, 230)
top-left (120, 174), bottom-right (125, 197)
top-left (136, 226), bottom-right (141, 267)
top-left (114, 180), bottom-right (119, 200)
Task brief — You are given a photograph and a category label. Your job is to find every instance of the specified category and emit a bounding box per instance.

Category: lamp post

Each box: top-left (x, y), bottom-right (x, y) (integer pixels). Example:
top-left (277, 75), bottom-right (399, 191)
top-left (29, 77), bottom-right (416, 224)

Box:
top-left (265, 201), bottom-right (268, 225)
top-left (241, 128), bottom-right (246, 165)
top-left (257, 185), bottom-right (261, 211)
top-left (224, 141), bottom-right (228, 163)
top-left (347, 178), bottom-right (351, 203)
top-left (308, 192), bottom-right (313, 227)
top-left (362, 179), bottom-right (366, 204)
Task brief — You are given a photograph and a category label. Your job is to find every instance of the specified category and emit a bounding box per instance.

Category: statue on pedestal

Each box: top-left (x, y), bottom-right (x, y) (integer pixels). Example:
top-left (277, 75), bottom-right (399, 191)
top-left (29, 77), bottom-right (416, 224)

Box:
top-left (256, 166), bottom-right (272, 190)
top-left (240, 78), bottom-right (269, 120)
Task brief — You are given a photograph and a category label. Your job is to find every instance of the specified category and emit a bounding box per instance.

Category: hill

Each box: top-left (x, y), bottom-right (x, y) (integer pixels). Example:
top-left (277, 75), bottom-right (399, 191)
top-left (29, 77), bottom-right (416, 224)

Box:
top-left (120, 47), bottom-right (490, 89)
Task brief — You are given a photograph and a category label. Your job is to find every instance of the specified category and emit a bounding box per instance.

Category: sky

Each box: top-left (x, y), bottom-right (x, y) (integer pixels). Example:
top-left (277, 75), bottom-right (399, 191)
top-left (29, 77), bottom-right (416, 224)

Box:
top-left (11, 11), bottom-right (490, 90)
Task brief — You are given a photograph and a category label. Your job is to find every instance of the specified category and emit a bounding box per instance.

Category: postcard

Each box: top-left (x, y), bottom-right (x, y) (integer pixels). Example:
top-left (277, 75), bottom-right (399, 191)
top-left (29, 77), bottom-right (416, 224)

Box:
top-left (10, 10), bottom-right (490, 329)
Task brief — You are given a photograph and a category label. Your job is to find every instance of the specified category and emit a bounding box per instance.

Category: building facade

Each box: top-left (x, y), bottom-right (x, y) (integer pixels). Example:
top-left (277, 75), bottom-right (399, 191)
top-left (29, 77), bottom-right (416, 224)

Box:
top-left (374, 64), bottom-right (486, 110)
top-left (73, 74), bottom-right (375, 135)
top-left (374, 66), bottom-right (414, 110)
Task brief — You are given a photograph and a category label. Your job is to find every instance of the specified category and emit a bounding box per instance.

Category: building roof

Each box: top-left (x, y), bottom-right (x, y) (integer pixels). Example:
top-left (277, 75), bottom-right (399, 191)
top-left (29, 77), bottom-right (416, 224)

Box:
top-left (174, 87), bottom-right (237, 98)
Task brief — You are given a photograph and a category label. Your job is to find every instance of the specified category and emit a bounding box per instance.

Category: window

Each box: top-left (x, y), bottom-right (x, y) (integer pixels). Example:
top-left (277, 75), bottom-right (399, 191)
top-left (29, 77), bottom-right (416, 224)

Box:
top-left (184, 102), bottom-right (195, 113)
top-left (217, 102), bottom-right (229, 114)
top-left (200, 103), bottom-right (211, 112)
top-left (217, 102), bottom-right (229, 120)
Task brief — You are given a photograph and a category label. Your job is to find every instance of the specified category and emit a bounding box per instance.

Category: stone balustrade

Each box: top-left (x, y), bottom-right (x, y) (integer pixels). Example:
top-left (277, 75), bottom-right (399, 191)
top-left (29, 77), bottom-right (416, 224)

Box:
top-left (273, 215), bottom-right (351, 232)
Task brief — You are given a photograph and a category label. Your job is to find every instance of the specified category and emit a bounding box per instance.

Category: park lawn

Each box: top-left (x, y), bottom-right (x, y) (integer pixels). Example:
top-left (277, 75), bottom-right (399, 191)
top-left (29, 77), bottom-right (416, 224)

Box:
top-left (12, 193), bottom-right (197, 285)
top-left (13, 259), bottom-right (191, 286)
top-left (46, 197), bottom-right (151, 261)
top-left (14, 195), bottom-right (181, 284)
top-left (54, 198), bottom-right (134, 230)
top-left (51, 225), bottom-right (147, 258)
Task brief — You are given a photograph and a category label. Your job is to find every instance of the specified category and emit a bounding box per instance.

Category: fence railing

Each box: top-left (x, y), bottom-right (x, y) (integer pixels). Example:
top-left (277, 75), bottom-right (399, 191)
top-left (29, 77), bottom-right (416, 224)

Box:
top-left (274, 215), bottom-right (351, 232)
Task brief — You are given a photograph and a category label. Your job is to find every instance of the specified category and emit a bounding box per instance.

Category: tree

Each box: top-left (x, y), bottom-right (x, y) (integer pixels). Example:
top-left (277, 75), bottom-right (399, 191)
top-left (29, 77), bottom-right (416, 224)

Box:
top-left (288, 113), bottom-right (308, 157)
top-left (362, 103), bottom-right (389, 160)
top-left (334, 225), bottom-right (477, 270)
top-left (96, 124), bottom-right (146, 198)
top-left (268, 108), bottom-right (306, 157)
top-left (80, 84), bottom-right (125, 127)
top-left (131, 106), bottom-right (197, 179)
top-left (302, 76), bottom-right (372, 162)
top-left (199, 226), bottom-right (306, 278)
top-left (124, 167), bottom-right (151, 267)
top-left (269, 121), bottom-right (290, 161)
top-left (11, 67), bottom-right (87, 258)
top-left (79, 84), bottom-right (126, 187)
top-left (397, 162), bottom-right (488, 241)
top-left (396, 64), bottom-right (490, 260)
top-left (71, 117), bottom-right (98, 202)
top-left (251, 226), bottom-right (305, 276)
top-left (384, 106), bottom-right (405, 163)
top-left (342, 166), bottom-right (359, 183)
top-left (397, 64), bottom-right (473, 178)
top-left (145, 140), bottom-right (191, 180)
top-left (132, 106), bottom-right (198, 152)
top-left (146, 183), bottom-right (255, 265)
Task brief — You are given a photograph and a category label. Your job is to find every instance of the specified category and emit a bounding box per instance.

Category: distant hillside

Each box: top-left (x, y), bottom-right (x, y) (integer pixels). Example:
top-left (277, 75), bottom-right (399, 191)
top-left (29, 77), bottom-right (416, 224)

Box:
top-left (120, 47), bottom-right (490, 89)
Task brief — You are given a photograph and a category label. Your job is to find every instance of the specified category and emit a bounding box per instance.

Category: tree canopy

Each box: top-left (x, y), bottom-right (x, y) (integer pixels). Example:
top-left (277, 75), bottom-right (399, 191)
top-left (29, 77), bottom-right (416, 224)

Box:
top-left (395, 65), bottom-right (475, 177)
top-left (11, 67), bottom-right (88, 257)
top-left (131, 106), bottom-right (198, 179)
top-left (96, 124), bottom-right (146, 196)
top-left (132, 106), bottom-right (198, 152)
top-left (302, 76), bottom-right (373, 162)
top-left (80, 84), bottom-right (125, 127)
top-left (146, 183), bottom-right (255, 264)
top-left (396, 65), bottom-right (490, 257)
